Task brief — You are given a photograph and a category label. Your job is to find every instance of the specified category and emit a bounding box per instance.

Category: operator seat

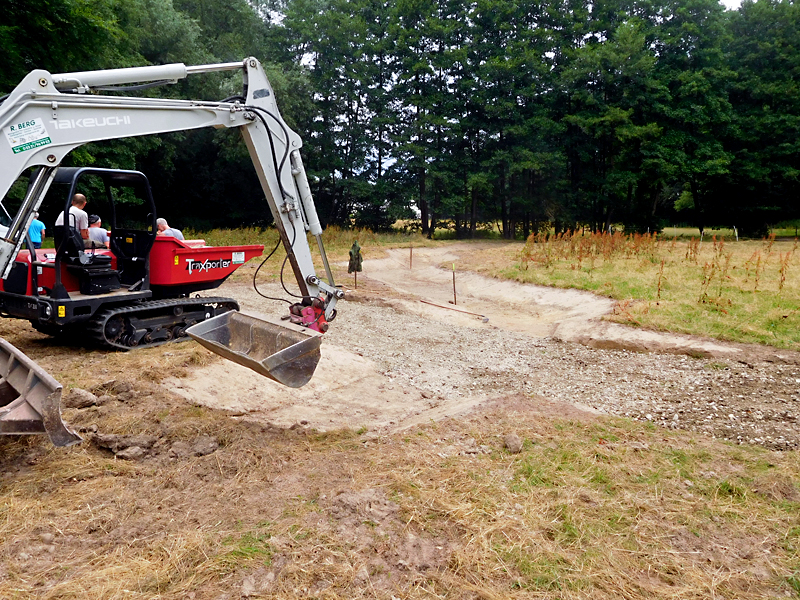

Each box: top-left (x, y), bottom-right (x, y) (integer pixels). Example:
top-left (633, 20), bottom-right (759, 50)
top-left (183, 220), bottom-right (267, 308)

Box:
top-left (53, 225), bottom-right (111, 266)
top-left (53, 225), bottom-right (120, 294)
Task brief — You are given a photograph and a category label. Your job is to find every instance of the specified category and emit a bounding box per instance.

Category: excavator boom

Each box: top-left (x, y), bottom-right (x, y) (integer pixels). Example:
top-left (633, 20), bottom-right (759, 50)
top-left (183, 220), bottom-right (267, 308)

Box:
top-left (0, 58), bottom-right (340, 314)
top-left (0, 57), bottom-right (342, 444)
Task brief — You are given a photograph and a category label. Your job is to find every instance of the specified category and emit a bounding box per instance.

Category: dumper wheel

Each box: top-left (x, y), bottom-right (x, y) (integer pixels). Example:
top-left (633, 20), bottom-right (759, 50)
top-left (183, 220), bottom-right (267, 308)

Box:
top-left (103, 315), bottom-right (128, 344)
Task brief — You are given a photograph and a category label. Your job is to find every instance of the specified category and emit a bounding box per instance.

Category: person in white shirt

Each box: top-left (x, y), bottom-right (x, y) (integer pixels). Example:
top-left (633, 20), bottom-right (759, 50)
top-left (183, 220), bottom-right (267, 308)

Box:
top-left (88, 214), bottom-right (110, 248)
top-left (55, 193), bottom-right (91, 247)
top-left (156, 218), bottom-right (185, 241)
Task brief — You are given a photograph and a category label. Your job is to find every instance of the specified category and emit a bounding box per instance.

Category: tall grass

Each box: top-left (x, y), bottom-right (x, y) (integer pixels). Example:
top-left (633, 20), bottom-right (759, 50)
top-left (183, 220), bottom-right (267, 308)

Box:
top-left (317, 225), bottom-right (434, 253)
top-left (182, 226), bottom-right (280, 248)
top-left (512, 231), bottom-right (800, 349)
top-left (183, 225), bottom-right (434, 254)
top-left (182, 225), bottom-right (440, 285)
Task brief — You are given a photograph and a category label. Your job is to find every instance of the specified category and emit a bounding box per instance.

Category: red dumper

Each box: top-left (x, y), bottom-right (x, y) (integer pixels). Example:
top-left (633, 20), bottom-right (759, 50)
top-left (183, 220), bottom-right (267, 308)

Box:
top-left (0, 167), bottom-right (322, 445)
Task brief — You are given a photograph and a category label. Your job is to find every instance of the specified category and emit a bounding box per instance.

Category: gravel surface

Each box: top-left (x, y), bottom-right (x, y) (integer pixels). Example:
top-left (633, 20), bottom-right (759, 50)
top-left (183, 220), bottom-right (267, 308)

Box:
top-left (227, 280), bottom-right (800, 451)
top-left (327, 294), bottom-right (800, 450)
top-left (228, 243), bottom-right (800, 451)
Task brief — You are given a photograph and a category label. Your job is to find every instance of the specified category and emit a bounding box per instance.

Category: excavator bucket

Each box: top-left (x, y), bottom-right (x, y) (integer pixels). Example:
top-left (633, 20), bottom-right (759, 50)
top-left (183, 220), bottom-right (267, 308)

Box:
top-left (0, 338), bottom-right (82, 447)
top-left (186, 311), bottom-right (323, 388)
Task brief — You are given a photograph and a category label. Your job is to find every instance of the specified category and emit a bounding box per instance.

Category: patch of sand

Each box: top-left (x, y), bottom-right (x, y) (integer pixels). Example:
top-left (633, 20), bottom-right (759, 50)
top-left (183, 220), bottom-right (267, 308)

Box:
top-left (165, 344), bottom-right (485, 432)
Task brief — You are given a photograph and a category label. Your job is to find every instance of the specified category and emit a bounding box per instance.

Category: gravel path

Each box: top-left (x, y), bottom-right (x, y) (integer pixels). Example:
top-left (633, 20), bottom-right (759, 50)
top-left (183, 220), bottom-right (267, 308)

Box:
top-left (221, 245), bottom-right (800, 450)
top-left (330, 295), bottom-right (800, 450)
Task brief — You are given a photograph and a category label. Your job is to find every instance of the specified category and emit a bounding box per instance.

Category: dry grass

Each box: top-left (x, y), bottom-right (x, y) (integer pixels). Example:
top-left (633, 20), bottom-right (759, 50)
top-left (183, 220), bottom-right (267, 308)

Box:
top-left (193, 226), bottom-right (440, 297)
top-left (452, 232), bottom-right (800, 349)
top-left (2, 390), bottom-right (799, 599)
top-left (185, 226), bottom-right (438, 261)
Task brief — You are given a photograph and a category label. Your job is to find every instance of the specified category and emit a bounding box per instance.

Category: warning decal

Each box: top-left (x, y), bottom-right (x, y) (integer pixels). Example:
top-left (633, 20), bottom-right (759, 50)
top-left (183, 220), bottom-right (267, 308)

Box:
top-left (232, 251), bottom-right (245, 264)
top-left (5, 118), bottom-right (52, 154)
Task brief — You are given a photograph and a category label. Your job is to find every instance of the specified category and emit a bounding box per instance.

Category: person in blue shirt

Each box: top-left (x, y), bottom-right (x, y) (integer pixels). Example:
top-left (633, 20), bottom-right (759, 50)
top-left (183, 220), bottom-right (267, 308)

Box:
top-left (28, 212), bottom-right (46, 249)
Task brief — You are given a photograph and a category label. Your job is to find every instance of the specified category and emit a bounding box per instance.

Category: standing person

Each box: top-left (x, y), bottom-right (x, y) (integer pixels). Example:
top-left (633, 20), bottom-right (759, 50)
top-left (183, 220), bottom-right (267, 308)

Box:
top-left (156, 218), bottom-right (184, 240)
top-left (55, 193), bottom-right (90, 247)
top-left (28, 212), bottom-right (45, 249)
top-left (88, 214), bottom-right (110, 248)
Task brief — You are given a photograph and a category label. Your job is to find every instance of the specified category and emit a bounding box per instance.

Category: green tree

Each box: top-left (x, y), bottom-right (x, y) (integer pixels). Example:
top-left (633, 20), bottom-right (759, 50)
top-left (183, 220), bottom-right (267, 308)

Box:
top-left (723, 0), bottom-right (800, 234)
top-left (560, 19), bottom-right (664, 231)
top-left (649, 0), bottom-right (734, 234)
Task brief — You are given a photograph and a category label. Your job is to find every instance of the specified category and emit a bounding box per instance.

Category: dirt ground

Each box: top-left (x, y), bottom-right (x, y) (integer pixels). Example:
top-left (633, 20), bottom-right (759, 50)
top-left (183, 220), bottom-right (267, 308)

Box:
top-left (3, 242), bottom-right (800, 599)
top-left (174, 244), bottom-right (800, 449)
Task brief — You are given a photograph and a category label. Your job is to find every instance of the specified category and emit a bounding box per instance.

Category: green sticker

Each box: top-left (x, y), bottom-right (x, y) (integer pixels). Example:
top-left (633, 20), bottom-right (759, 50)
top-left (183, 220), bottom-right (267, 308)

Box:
top-left (5, 118), bottom-right (52, 154)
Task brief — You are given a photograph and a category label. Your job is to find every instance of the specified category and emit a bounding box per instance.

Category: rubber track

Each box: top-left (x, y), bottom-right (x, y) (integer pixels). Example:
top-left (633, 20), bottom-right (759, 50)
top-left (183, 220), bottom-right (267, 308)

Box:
top-left (86, 296), bottom-right (239, 350)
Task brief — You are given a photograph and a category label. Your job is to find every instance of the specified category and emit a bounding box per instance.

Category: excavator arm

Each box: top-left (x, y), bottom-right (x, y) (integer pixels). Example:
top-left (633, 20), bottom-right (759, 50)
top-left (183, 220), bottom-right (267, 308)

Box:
top-left (0, 58), bottom-right (343, 445)
top-left (0, 57), bottom-right (341, 318)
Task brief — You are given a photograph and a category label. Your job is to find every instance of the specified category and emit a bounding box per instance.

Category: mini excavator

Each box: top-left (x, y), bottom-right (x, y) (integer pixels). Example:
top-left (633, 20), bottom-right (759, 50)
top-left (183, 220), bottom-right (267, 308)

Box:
top-left (0, 57), bottom-right (344, 446)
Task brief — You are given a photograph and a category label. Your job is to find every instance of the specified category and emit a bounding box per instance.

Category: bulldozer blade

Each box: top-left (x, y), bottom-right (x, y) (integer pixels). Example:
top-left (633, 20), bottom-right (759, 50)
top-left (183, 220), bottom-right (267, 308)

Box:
top-left (0, 338), bottom-right (82, 447)
top-left (186, 311), bottom-right (323, 388)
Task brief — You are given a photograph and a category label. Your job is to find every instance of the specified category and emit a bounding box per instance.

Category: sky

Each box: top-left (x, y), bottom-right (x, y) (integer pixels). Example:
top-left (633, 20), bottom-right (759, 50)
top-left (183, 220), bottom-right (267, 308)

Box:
top-left (721, 0), bottom-right (742, 9)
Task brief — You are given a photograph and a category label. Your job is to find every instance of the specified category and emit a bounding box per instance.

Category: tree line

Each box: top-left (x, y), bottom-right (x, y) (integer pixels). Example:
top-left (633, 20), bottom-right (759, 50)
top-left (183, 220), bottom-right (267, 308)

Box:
top-left (2, 0), bottom-right (799, 237)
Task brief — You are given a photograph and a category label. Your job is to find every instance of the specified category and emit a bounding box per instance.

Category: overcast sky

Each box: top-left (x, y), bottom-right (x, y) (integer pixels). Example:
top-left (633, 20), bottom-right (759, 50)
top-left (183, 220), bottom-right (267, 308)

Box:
top-left (721, 0), bottom-right (741, 9)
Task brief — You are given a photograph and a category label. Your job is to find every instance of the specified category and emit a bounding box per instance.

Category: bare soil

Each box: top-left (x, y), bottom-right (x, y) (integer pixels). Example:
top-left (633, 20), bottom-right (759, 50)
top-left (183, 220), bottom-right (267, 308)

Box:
top-left (2, 241), bottom-right (800, 599)
top-left (178, 243), bottom-right (800, 449)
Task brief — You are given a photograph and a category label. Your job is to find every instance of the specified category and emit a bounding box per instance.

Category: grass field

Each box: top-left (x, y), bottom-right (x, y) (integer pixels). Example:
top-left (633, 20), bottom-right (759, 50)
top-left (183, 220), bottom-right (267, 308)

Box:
top-left (456, 231), bottom-right (800, 350)
top-left (186, 225), bottom-right (800, 349)
top-left (662, 225), bottom-right (800, 239)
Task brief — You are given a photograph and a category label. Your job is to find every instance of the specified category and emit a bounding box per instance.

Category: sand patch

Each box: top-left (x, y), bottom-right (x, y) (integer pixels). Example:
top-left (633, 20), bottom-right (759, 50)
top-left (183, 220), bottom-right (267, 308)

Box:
top-left (165, 344), bottom-right (484, 432)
